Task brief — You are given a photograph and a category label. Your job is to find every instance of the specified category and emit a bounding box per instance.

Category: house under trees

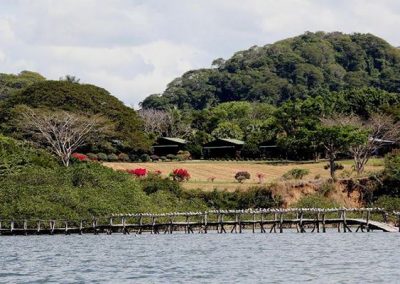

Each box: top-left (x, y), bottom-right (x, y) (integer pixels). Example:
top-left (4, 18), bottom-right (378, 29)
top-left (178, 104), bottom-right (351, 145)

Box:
top-left (203, 138), bottom-right (244, 159)
top-left (152, 137), bottom-right (187, 156)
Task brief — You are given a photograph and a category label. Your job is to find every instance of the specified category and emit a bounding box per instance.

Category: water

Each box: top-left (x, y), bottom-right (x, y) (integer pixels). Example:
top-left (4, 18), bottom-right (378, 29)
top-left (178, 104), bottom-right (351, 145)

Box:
top-left (0, 231), bottom-right (399, 283)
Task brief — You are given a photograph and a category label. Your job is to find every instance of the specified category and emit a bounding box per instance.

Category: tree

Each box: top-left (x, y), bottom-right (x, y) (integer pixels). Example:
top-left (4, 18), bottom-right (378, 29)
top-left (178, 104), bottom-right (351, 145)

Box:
top-left (17, 107), bottom-right (112, 166)
top-left (211, 122), bottom-right (244, 140)
top-left (317, 120), bottom-right (367, 180)
top-left (60, 74), bottom-right (80, 83)
top-left (345, 114), bottom-right (400, 174)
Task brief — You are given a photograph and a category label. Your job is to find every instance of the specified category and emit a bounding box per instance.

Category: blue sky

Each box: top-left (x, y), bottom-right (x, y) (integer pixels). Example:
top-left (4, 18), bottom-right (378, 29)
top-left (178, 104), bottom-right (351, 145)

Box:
top-left (1, 0), bottom-right (400, 107)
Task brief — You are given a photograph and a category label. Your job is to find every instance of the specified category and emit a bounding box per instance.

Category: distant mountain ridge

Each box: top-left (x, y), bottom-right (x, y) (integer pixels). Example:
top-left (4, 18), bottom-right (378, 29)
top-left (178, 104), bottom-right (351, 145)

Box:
top-left (141, 32), bottom-right (400, 110)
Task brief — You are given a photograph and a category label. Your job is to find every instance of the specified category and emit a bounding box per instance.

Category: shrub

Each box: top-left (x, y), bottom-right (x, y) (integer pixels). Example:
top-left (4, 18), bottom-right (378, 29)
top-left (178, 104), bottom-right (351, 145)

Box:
top-left (170, 168), bottom-right (191, 182)
top-left (235, 171), bottom-right (251, 183)
top-left (207, 176), bottom-right (216, 182)
top-left (129, 153), bottom-right (138, 162)
top-left (177, 150), bottom-right (191, 161)
top-left (107, 153), bottom-right (119, 162)
top-left (324, 163), bottom-right (344, 171)
top-left (318, 182), bottom-right (335, 196)
top-left (140, 153), bottom-right (151, 162)
top-left (283, 168), bottom-right (310, 180)
top-left (150, 155), bottom-right (160, 161)
top-left (166, 154), bottom-right (176, 160)
top-left (373, 195), bottom-right (400, 211)
top-left (97, 152), bottom-right (108, 161)
top-left (140, 174), bottom-right (182, 196)
top-left (86, 153), bottom-right (98, 161)
top-left (236, 186), bottom-right (283, 209)
top-left (256, 173), bottom-right (266, 184)
top-left (294, 194), bottom-right (340, 208)
top-left (71, 153), bottom-right (89, 162)
top-left (126, 168), bottom-right (148, 178)
top-left (160, 156), bottom-right (167, 161)
top-left (384, 151), bottom-right (400, 181)
top-left (118, 153), bottom-right (130, 162)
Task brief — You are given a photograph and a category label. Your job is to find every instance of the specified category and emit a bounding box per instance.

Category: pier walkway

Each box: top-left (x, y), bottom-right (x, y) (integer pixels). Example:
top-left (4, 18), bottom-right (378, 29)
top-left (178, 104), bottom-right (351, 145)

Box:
top-left (1, 208), bottom-right (399, 235)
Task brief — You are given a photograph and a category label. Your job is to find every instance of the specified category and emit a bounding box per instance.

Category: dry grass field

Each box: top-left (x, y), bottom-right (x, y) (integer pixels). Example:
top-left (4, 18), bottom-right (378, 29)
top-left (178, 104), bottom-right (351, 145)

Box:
top-left (104, 159), bottom-right (384, 192)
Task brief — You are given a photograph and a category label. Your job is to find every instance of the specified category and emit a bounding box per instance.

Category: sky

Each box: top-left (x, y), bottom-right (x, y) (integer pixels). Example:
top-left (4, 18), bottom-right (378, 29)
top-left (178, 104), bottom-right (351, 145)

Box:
top-left (1, 0), bottom-right (400, 108)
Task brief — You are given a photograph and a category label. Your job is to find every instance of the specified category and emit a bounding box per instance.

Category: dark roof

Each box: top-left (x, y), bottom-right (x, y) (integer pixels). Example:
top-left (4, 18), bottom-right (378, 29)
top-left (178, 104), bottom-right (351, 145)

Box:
top-left (157, 137), bottom-right (187, 144)
top-left (203, 138), bottom-right (245, 148)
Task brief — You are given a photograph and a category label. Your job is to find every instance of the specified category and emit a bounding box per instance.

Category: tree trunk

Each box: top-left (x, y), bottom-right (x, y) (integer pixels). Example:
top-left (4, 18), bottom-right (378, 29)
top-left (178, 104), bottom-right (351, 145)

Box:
top-left (329, 158), bottom-right (336, 181)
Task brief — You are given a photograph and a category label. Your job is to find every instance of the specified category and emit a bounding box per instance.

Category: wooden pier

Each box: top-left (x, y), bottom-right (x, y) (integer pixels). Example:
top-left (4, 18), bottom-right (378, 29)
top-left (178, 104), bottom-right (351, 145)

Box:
top-left (0, 208), bottom-right (399, 236)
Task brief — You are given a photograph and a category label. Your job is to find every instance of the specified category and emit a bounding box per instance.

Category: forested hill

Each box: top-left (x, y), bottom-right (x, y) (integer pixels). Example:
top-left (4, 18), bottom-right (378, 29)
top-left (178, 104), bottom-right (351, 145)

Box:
top-left (141, 32), bottom-right (400, 110)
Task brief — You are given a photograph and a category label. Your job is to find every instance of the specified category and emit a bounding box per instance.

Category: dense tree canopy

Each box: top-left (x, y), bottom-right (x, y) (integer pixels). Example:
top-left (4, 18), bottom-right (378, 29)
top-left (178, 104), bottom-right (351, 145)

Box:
top-left (0, 80), bottom-right (150, 152)
top-left (141, 32), bottom-right (400, 110)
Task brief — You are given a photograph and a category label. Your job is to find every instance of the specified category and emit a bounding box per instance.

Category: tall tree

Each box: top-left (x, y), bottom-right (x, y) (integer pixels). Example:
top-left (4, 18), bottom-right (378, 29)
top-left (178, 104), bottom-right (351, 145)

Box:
top-left (17, 107), bottom-right (112, 166)
top-left (317, 120), bottom-right (367, 180)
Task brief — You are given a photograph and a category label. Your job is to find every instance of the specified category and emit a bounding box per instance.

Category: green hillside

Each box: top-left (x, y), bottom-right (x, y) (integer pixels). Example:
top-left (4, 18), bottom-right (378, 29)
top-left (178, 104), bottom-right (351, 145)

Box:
top-left (141, 32), bottom-right (400, 110)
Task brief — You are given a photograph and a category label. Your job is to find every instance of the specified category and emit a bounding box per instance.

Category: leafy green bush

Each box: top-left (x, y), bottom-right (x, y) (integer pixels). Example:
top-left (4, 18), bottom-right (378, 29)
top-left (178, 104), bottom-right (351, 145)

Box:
top-left (373, 195), bottom-right (400, 211)
top-left (129, 153), bottom-right (138, 162)
top-left (235, 171), bottom-right (251, 183)
top-left (140, 174), bottom-right (182, 196)
top-left (107, 153), bottom-right (118, 162)
top-left (140, 153), bottom-right (151, 162)
top-left (118, 153), bottom-right (130, 162)
top-left (86, 153), bottom-right (98, 161)
top-left (283, 168), bottom-right (310, 180)
top-left (166, 154), bottom-right (176, 160)
top-left (384, 151), bottom-right (400, 181)
top-left (0, 135), bottom-right (57, 177)
top-left (97, 152), bottom-right (108, 161)
top-left (150, 155), bottom-right (160, 161)
top-left (294, 194), bottom-right (340, 208)
top-left (177, 150), bottom-right (191, 161)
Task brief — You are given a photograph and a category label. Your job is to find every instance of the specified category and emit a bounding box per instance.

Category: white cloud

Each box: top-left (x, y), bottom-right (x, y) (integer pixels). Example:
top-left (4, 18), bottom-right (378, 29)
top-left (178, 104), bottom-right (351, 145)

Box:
top-left (1, 0), bottom-right (400, 107)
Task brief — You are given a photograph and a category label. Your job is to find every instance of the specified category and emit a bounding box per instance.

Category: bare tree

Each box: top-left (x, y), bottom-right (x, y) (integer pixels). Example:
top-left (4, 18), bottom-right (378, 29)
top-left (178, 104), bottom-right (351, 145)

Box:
top-left (138, 109), bottom-right (169, 136)
top-left (18, 107), bottom-right (111, 166)
top-left (323, 114), bottom-right (400, 175)
top-left (138, 108), bottom-right (192, 138)
top-left (348, 114), bottom-right (400, 175)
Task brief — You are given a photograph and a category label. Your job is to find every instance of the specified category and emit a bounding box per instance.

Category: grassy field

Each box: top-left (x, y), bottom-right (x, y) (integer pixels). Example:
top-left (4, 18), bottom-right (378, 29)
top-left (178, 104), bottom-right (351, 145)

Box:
top-left (104, 159), bottom-right (384, 191)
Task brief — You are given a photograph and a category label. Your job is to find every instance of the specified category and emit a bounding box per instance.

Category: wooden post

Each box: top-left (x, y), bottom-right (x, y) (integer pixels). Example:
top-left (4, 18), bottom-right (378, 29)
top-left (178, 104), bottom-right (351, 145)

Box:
top-left (343, 210), bottom-right (347, 233)
top-left (204, 212), bottom-right (208, 234)
top-left (337, 211), bottom-right (341, 233)
top-left (322, 213), bottom-right (326, 233)
top-left (273, 213), bottom-right (277, 233)
top-left (299, 211), bottom-right (304, 233)
top-left (252, 213), bottom-right (256, 233)
top-left (79, 220), bottom-right (83, 235)
top-left (366, 210), bottom-right (370, 232)
top-left (316, 212), bottom-right (320, 233)
top-left (23, 220), bottom-right (27, 235)
top-left (238, 213), bottom-right (242, 233)
top-left (108, 218), bottom-right (113, 235)
top-left (279, 212), bottom-right (283, 233)
top-left (138, 215), bottom-right (143, 234)
top-left (93, 219), bottom-right (98, 235)
top-left (397, 214), bottom-right (400, 232)
top-left (260, 213), bottom-right (265, 233)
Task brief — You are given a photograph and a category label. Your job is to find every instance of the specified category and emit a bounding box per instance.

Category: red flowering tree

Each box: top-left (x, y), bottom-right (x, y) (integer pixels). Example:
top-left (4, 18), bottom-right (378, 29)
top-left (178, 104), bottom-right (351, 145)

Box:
top-left (170, 168), bottom-right (190, 182)
top-left (127, 168), bottom-right (148, 178)
top-left (71, 153), bottom-right (89, 162)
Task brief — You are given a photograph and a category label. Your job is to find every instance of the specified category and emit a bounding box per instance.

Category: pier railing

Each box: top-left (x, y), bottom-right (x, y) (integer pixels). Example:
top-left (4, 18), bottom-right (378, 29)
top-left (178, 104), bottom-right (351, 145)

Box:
top-left (1, 208), bottom-right (399, 235)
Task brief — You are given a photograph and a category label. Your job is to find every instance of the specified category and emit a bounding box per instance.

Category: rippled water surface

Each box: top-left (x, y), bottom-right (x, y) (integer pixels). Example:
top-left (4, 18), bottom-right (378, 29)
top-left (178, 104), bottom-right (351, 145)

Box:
top-left (0, 231), bottom-right (399, 283)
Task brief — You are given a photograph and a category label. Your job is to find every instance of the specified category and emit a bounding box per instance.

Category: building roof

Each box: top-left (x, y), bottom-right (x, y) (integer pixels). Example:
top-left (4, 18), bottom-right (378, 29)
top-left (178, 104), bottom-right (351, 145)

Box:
top-left (158, 137), bottom-right (187, 144)
top-left (218, 138), bottom-right (245, 145)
